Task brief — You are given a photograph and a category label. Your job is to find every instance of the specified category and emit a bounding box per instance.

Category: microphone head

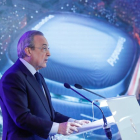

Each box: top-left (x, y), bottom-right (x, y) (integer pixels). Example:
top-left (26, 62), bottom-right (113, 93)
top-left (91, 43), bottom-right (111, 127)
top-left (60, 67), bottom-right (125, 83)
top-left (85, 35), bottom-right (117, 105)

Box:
top-left (74, 84), bottom-right (83, 89)
top-left (64, 83), bottom-right (71, 89)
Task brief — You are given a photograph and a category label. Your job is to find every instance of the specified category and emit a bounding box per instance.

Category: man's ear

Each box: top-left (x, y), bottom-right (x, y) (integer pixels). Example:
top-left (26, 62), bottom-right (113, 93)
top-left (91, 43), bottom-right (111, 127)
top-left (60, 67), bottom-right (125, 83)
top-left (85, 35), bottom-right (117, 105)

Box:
top-left (24, 47), bottom-right (32, 57)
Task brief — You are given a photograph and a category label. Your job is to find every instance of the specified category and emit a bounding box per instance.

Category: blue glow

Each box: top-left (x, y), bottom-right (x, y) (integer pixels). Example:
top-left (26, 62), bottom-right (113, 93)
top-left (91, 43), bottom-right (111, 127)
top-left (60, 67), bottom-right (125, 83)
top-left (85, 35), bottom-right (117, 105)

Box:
top-left (42, 22), bottom-right (116, 69)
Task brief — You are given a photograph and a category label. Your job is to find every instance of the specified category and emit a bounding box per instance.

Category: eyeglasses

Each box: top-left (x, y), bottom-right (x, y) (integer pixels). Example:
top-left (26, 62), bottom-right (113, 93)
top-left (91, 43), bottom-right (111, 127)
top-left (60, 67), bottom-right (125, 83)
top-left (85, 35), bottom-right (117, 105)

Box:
top-left (30, 45), bottom-right (50, 53)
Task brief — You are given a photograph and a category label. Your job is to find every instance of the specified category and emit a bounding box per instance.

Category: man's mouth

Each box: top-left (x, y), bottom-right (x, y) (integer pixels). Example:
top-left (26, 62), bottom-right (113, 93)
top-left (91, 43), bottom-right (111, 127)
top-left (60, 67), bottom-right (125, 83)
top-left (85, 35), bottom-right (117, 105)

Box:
top-left (44, 59), bottom-right (48, 62)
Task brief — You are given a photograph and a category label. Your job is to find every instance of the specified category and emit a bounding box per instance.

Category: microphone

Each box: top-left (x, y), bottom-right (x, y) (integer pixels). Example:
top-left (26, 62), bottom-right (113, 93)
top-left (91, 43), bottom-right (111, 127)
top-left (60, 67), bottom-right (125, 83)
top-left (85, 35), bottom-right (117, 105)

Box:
top-left (74, 84), bottom-right (106, 99)
top-left (64, 83), bottom-right (92, 103)
top-left (64, 83), bottom-right (112, 140)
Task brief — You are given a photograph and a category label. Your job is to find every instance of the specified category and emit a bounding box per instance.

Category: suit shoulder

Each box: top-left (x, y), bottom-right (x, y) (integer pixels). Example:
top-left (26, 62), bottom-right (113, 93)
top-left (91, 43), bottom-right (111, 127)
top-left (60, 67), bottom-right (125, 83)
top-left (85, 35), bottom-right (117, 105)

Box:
top-left (1, 64), bottom-right (24, 82)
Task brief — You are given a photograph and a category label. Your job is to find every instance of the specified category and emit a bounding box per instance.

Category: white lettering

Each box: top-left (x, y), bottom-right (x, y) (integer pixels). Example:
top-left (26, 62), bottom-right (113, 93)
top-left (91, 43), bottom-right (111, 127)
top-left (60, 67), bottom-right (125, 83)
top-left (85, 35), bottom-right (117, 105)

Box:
top-left (107, 37), bottom-right (126, 67)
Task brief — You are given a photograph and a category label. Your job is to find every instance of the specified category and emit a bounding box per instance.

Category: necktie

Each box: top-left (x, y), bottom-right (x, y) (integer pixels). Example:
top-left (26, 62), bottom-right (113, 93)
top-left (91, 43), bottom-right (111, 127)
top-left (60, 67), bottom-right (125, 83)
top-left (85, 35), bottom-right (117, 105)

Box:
top-left (34, 72), bottom-right (52, 117)
top-left (34, 72), bottom-right (43, 91)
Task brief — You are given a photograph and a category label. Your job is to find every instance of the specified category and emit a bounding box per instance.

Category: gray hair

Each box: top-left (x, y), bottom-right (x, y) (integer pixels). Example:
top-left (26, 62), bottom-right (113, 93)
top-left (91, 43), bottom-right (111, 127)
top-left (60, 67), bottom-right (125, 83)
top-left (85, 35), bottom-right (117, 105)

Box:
top-left (17, 30), bottom-right (44, 58)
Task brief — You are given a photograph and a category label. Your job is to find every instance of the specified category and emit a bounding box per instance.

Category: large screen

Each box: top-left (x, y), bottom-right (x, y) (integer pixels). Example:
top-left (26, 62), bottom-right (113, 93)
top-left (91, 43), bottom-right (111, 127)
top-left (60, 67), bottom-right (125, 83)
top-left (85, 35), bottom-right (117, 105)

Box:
top-left (0, 0), bottom-right (140, 139)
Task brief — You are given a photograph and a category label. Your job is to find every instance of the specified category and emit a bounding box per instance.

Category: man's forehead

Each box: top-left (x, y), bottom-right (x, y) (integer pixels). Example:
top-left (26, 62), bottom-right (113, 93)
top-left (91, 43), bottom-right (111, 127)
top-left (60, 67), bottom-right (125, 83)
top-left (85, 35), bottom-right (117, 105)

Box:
top-left (34, 35), bottom-right (47, 41)
top-left (34, 35), bottom-right (48, 44)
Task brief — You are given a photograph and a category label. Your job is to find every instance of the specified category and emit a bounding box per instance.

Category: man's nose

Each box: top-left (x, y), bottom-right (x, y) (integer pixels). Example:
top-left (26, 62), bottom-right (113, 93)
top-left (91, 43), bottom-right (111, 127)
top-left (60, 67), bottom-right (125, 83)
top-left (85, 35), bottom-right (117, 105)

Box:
top-left (47, 49), bottom-right (51, 56)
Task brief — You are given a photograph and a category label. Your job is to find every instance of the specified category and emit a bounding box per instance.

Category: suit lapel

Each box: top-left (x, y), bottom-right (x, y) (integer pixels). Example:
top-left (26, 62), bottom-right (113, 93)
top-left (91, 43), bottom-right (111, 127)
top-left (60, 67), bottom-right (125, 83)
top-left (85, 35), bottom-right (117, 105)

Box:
top-left (16, 59), bottom-right (52, 118)
top-left (26, 76), bottom-right (52, 117)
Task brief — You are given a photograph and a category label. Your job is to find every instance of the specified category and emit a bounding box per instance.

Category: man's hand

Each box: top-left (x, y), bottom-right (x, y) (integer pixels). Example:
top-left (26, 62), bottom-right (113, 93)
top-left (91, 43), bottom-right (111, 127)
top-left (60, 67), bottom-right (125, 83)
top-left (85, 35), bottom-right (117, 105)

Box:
top-left (74, 120), bottom-right (91, 125)
top-left (58, 122), bottom-right (81, 135)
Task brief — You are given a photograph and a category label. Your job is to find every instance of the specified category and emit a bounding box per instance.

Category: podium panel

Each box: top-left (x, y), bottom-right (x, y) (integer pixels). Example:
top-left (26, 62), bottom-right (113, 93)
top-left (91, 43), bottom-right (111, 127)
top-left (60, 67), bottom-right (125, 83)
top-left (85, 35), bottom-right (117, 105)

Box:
top-left (106, 95), bottom-right (140, 140)
top-left (53, 95), bottom-right (140, 140)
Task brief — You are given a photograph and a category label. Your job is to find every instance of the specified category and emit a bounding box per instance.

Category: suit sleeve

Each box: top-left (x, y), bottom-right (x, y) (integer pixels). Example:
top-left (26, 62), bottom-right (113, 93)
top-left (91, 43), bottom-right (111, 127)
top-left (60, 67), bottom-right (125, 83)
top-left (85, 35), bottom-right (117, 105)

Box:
top-left (53, 111), bottom-right (70, 123)
top-left (1, 73), bottom-right (53, 139)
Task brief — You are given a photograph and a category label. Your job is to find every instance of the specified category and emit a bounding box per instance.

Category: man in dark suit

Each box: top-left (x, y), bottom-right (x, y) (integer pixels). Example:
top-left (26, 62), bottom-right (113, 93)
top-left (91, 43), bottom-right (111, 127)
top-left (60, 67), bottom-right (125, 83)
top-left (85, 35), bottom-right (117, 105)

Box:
top-left (0, 30), bottom-right (90, 140)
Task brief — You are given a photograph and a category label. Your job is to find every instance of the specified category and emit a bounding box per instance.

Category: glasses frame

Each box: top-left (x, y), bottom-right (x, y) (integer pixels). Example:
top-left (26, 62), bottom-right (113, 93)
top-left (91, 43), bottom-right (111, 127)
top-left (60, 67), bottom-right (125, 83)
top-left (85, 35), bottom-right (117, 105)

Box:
top-left (30, 45), bottom-right (50, 53)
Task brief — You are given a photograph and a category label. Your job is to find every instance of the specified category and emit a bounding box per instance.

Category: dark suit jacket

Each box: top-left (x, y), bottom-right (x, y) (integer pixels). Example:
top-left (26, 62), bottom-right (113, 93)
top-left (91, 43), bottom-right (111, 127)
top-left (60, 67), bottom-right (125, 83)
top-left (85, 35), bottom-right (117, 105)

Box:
top-left (0, 59), bottom-right (69, 140)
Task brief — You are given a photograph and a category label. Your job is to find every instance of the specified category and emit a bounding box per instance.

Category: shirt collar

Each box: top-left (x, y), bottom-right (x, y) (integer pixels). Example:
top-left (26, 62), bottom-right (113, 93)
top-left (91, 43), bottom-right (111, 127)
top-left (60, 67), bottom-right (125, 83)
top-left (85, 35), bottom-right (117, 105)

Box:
top-left (19, 58), bottom-right (37, 75)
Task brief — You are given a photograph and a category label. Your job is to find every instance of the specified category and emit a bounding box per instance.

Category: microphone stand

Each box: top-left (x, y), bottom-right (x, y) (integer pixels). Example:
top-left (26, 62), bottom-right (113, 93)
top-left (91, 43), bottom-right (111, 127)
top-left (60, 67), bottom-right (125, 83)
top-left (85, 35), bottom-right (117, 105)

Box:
top-left (64, 83), bottom-right (112, 140)
top-left (70, 87), bottom-right (108, 127)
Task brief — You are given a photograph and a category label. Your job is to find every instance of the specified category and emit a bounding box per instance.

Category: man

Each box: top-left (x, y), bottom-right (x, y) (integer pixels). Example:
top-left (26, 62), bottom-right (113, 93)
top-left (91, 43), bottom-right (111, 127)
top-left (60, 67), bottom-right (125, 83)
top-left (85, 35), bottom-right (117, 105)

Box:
top-left (0, 30), bottom-right (90, 140)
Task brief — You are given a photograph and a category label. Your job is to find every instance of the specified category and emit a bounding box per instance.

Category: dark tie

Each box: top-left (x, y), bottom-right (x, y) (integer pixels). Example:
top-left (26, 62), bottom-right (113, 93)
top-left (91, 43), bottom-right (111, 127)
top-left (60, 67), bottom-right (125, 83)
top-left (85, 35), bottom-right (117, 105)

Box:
top-left (34, 72), bottom-right (43, 91)
top-left (34, 72), bottom-right (52, 117)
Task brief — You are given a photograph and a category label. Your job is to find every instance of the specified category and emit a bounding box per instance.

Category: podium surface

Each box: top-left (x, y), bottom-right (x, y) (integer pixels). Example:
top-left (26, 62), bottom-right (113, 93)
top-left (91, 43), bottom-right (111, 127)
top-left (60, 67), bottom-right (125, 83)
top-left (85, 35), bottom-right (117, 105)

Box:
top-left (53, 95), bottom-right (140, 140)
top-left (54, 116), bottom-right (120, 140)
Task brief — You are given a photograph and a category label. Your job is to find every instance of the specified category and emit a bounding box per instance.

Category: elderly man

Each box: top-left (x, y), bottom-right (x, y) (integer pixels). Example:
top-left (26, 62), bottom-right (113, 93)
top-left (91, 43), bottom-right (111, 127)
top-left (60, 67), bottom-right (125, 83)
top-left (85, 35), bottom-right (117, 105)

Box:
top-left (0, 30), bottom-right (90, 140)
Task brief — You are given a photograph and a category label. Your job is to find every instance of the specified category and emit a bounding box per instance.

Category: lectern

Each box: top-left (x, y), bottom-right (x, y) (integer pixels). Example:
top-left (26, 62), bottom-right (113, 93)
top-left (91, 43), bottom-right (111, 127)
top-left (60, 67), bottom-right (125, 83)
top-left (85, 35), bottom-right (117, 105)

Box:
top-left (53, 95), bottom-right (140, 140)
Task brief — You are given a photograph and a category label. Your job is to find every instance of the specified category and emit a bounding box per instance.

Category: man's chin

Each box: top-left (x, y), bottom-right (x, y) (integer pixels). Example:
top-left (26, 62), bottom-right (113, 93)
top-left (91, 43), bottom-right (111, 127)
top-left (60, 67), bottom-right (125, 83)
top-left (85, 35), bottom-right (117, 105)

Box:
top-left (37, 64), bottom-right (47, 70)
top-left (41, 64), bottom-right (47, 68)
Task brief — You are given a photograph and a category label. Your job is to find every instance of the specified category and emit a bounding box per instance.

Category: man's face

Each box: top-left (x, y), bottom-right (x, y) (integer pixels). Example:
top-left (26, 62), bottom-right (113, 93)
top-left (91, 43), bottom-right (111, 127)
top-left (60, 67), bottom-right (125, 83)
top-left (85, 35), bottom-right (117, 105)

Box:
top-left (29, 35), bottom-right (51, 70)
